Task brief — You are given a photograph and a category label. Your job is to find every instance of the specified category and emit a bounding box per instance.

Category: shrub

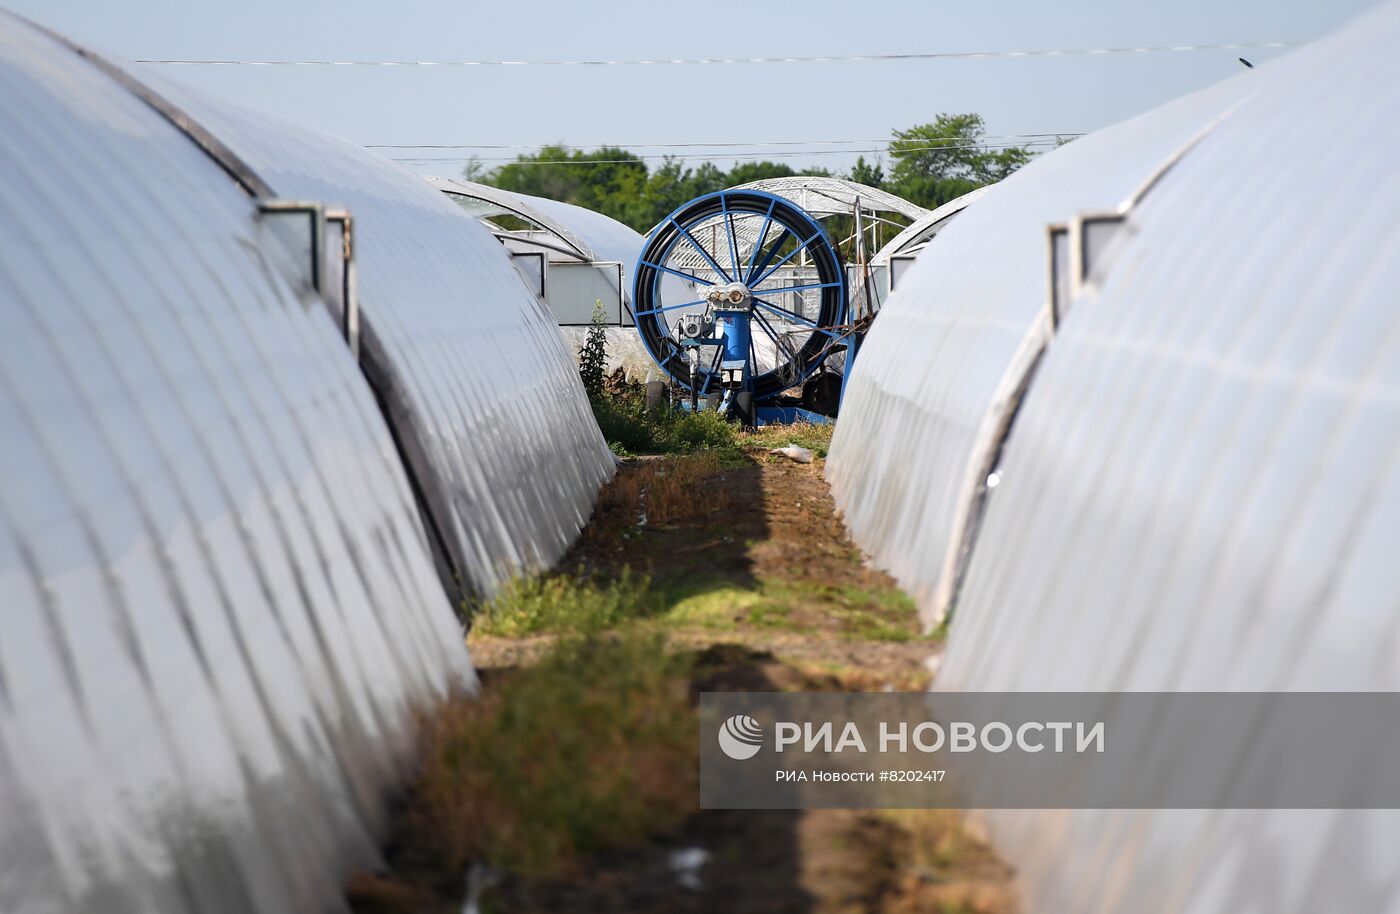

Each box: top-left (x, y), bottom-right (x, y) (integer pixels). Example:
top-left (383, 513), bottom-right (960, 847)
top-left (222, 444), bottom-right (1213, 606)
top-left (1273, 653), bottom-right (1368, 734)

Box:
top-left (590, 389), bottom-right (738, 455)
top-left (578, 299), bottom-right (608, 398)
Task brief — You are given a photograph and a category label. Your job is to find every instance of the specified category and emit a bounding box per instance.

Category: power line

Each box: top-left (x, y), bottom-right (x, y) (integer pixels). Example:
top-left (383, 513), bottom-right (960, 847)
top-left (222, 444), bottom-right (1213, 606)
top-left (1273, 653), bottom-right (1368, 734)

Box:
top-left (388, 140), bottom-right (1066, 165)
top-left (137, 41), bottom-right (1291, 67)
top-left (367, 133), bottom-right (1084, 150)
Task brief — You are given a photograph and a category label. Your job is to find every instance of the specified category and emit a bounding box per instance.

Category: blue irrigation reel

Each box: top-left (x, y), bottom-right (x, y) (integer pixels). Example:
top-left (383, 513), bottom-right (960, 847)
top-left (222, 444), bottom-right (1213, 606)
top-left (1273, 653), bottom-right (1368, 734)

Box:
top-left (631, 189), bottom-right (854, 425)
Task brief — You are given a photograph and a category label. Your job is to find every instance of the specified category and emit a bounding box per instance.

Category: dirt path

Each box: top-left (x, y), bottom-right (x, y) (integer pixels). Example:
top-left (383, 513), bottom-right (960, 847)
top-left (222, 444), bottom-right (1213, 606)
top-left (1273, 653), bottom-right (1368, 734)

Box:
top-left (473, 450), bottom-right (940, 689)
top-left (456, 446), bottom-right (1016, 914)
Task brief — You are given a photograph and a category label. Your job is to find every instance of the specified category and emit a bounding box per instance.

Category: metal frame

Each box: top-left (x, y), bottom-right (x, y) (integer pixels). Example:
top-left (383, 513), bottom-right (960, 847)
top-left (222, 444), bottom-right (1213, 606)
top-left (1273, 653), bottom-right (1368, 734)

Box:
top-left (1046, 222), bottom-right (1069, 330)
top-left (1069, 211), bottom-right (1127, 301)
top-left (257, 199), bottom-right (360, 357)
top-left (24, 14), bottom-right (274, 198)
top-left (428, 177), bottom-right (594, 261)
top-left (510, 250), bottom-right (547, 298)
top-left (552, 260), bottom-right (626, 326)
top-left (888, 253), bottom-right (921, 294)
top-left (325, 208), bottom-right (360, 358)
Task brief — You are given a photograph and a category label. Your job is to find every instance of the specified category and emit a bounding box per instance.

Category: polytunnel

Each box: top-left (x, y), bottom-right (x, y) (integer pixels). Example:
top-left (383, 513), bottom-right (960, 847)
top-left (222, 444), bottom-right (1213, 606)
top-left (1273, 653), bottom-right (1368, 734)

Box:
top-left (832, 0), bottom-right (1400, 911)
top-left (868, 187), bottom-right (989, 292)
top-left (0, 12), bottom-right (474, 914)
top-left (427, 177), bottom-right (643, 325)
top-left (826, 59), bottom-right (1259, 626)
top-left (131, 63), bottom-right (616, 603)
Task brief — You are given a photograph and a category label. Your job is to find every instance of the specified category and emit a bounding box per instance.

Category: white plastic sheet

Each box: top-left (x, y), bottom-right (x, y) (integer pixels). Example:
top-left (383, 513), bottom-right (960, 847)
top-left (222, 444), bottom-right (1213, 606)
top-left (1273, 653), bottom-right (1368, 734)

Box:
top-left (0, 15), bottom-right (473, 913)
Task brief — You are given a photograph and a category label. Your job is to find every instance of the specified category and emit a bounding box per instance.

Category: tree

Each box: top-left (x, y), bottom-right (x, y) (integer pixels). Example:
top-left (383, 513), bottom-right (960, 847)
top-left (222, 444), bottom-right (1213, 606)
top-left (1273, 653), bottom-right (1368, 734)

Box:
top-left (471, 115), bottom-right (1034, 231)
top-left (887, 113), bottom-right (1033, 208)
top-left (724, 160), bottom-right (796, 186)
top-left (460, 155), bottom-right (488, 182)
top-left (488, 144), bottom-right (647, 227)
top-left (848, 155), bottom-right (884, 189)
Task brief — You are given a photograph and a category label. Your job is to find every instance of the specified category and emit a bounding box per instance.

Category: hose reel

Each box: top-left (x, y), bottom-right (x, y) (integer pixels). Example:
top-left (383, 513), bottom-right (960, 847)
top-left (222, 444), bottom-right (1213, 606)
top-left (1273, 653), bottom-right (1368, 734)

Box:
top-left (631, 189), bottom-right (848, 404)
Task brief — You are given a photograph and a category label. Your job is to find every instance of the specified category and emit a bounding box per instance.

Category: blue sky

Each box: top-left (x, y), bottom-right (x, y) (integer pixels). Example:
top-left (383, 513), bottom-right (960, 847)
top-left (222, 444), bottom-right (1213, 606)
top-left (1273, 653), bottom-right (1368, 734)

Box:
top-left (11, 0), bottom-right (1378, 177)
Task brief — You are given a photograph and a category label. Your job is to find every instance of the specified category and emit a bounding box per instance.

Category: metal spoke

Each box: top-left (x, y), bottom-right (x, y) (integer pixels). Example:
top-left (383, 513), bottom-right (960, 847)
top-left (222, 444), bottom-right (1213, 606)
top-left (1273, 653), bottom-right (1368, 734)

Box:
top-left (752, 307), bottom-right (783, 345)
top-left (671, 218), bottom-right (732, 282)
top-left (720, 195), bottom-right (742, 282)
top-left (641, 260), bottom-right (715, 287)
top-left (754, 297), bottom-right (842, 339)
top-left (743, 198), bottom-right (778, 283)
top-left (751, 309), bottom-right (801, 369)
top-left (749, 281), bottom-right (841, 297)
top-left (752, 230), bottom-right (823, 287)
top-left (746, 227), bottom-right (792, 285)
top-left (633, 297), bottom-right (707, 317)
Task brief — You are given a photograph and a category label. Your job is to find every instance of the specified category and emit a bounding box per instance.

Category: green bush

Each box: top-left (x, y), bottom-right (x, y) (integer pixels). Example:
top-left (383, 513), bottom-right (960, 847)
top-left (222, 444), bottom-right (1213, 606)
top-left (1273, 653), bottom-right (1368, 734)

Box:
top-left (590, 389), bottom-right (737, 455)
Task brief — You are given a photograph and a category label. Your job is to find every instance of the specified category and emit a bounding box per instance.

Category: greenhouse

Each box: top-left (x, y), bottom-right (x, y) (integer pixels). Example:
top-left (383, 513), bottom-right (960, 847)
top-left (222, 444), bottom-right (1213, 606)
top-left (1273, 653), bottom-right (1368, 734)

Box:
top-left (0, 12), bottom-right (609, 913)
top-left (4, 0), bottom-right (1398, 909)
top-left (829, 1), bottom-right (1400, 910)
top-left (428, 176), bottom-right (642, 325)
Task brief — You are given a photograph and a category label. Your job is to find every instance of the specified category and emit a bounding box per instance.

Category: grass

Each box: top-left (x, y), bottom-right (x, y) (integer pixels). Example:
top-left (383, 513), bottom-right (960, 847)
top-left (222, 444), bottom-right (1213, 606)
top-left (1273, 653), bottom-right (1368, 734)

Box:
top-left (477, 569), bottom-right (920, 643)
top-left (373, 632), bottom-right (696, 891)
top-left (591, 390), bottom-right (736, 456)
top-left (473, 567), bottom-right (653, 637)
top-left (670, 576), bottom-right (919, 641)
top-left (661, 584), bottom-right (765, 628)
top-left (589, 388), bottom-right (838, 460)
top-left (739, 420), bottom-right (835, 457)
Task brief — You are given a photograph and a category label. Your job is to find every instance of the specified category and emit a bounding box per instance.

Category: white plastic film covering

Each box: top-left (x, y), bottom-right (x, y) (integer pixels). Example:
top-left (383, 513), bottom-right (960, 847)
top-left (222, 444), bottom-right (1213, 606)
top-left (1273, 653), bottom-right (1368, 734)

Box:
top-left (826, 66), bottom-right (1258, 627)
top-left (0, 15), bottom-right (472, 914)
top-left (849, 1), bottom-right (1400, 911)
top-left (427, 176), bottom-right (644, 271)
top-left (138, 74), bottom-right (616, 598)
top-left (869, 186), bottom-right (989, 267)
top-left (506, 188), bottom-right (644, 272)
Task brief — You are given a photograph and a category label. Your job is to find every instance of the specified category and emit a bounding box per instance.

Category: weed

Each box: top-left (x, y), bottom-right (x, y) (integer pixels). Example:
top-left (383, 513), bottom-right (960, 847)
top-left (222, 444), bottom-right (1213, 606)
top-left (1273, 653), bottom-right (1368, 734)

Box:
top-left (578, 300), bottom-right (608, 398)
top-left (590, 389), bottom-right (737, 454)
top-left (739, 420), bottom-right (835, 457)
top-left (396, 631), bottom-right (695, 884)
top-left (474, 568), bottom-right (652, 637)
top-left (582, 452), bottom-right (737, 547)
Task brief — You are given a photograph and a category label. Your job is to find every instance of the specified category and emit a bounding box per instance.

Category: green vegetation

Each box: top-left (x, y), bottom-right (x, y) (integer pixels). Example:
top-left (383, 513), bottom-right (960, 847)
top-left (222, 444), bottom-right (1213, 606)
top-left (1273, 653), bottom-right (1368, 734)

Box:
top-left (591, 389), bottom-right (736, 456)
top-left (739, 419), bottom-right (835, 457)
top-left (577, 299), bottom-right (608, 398)
top-left (471, 112), bottom-right (1043, 232)
top-left (474, 567), bottom-right (652, 637)
top-left (395, 631), bottom-right (695, 881)
top-left (349, 416), bottom-right (996, 912)
top-left (652, 575), bottom-right (917, 642)
top-left (886, 113), bottom-right (1035, 209)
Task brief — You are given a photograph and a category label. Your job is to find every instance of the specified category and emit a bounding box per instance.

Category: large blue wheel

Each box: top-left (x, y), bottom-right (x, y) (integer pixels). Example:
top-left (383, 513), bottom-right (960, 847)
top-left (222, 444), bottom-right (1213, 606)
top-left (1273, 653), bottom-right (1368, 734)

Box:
top-left (631, 190), bottom-right (847, 402)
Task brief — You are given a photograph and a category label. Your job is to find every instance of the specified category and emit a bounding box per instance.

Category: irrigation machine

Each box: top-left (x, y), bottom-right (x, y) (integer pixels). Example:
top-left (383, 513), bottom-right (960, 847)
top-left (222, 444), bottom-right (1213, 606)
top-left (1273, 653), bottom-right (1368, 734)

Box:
top-left (631, 189), bottom-right (879, 427)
